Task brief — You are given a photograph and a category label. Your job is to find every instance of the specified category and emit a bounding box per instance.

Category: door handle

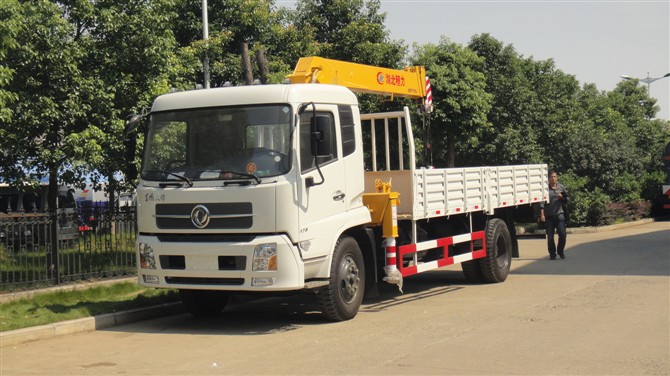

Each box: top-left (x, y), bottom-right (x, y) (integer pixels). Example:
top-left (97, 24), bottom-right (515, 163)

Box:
top-left (332, 191), bottom-right (345, 201)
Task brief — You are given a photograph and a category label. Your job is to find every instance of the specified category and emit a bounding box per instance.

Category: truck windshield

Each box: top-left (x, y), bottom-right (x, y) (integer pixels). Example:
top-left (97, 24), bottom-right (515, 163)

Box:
top-left (142, 105), bottom-right (292, 182)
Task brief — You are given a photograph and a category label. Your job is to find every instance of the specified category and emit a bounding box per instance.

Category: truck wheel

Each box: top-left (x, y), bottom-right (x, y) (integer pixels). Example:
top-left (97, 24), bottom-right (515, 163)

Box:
top-left (179, 289), bottom-right (230, 317)
top-left (480, 218), bottom-right (512, 283)
top-left (461, 259), bottom-right (484, 283)
top-left (317, 236), bottom-right (365, 321)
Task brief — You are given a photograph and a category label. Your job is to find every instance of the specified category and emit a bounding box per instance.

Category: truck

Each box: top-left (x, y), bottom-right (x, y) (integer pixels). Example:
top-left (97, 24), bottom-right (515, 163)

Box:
top-left (123, 57), bottom-right (548, 321)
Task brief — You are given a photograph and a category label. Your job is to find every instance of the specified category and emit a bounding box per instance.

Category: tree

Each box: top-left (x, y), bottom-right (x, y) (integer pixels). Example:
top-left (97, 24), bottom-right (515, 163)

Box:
top-left (74, 0), bottom-right (181, 203)
top-left (504, 55), bottom-right (580, 174)
top-left (412, 37), bottom-right (491, 167)
top-left (2, 0), bottom-right (184, 207)
top-left (292, 0), bottom-right (404, 69)
top-left (467, 34), bottom-right (544, 166)
top-left (608, 80), bottom-right (667, 172)
top-left (2, 1), bottom-right (106, 209)
top-left (0, 0), bottom-right (22, 183)
top-left (262, 5), bottom-right (320, 83)
top-left (170, 0), bottom-right (291, 87)
top-left (0, 0), bottom-right (21, 125)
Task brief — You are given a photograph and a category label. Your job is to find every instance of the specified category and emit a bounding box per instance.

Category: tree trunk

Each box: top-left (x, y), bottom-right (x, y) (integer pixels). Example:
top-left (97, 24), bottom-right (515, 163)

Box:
top-left (107, 174), bottom-right (116, 211)
top-left (255, 48), bottom-right (269, 84)
top-left (107, 173), bottom-right (116, 235)
top-left (241, 42), bottom-right (253, 85)
top-left (47, 168), bottom-right (58, 213)
top-left (447, 131), bottom-right (456, 168)
top-left (423, 114), bottom-right (432, 167)
top-left (47, 167), bottom-right (59, 283)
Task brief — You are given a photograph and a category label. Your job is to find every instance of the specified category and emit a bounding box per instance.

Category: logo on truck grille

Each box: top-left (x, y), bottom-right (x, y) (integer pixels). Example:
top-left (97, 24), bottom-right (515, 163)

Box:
top-left (190, 205), bottom-right (211, 229)
top-left (155, 202), bottom-right (253, 229)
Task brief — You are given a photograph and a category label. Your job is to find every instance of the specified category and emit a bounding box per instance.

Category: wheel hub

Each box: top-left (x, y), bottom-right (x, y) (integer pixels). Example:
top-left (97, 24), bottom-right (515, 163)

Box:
top-left (339, 255), bottom-right (360, 301)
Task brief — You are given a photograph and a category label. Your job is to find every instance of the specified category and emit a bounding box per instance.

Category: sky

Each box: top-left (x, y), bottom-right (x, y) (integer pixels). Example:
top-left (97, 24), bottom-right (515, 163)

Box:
top-left (278, 0), bottom-right (670, 120)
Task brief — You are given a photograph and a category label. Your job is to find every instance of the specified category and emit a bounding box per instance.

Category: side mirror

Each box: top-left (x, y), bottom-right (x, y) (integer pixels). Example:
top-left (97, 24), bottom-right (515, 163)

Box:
top-left (124, 114), bottom-right (142, 136)
top-left (310, 115), bottom-right (333, 157)
top-left (123, 114), bottom-right (142, 182)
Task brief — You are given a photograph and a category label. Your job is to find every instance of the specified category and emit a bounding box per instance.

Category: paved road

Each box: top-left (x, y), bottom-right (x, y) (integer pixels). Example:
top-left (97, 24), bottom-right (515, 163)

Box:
top-left (2, 221), bottom-right (668, 375)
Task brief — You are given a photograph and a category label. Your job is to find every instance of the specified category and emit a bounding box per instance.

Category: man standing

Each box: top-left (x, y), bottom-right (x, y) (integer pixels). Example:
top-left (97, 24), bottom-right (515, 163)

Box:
top-left (539, 169), bottom-right (568, 259)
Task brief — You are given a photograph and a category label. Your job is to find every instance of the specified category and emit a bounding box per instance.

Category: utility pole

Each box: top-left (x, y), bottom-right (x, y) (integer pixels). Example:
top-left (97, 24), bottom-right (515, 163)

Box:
top-left (202, 0), bottom-right (210, 89)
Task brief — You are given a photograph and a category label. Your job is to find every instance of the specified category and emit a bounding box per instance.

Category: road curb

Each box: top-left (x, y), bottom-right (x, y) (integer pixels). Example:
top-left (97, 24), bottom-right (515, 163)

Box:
top-left (566, 218), bottom-right (656, 234)
top-left (519, 217), bottom-right (663, 236)
top-left (1, 302), bottom-right (184, 348)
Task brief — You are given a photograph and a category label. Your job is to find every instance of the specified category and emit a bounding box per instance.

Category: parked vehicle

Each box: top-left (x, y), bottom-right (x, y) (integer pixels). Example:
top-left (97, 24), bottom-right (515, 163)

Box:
top-left (0, 183), bottom-right (79, 247)
top-left (124, 57), bottom-right (548, 320)
top-left (658, 142), bottom-right (670, 213)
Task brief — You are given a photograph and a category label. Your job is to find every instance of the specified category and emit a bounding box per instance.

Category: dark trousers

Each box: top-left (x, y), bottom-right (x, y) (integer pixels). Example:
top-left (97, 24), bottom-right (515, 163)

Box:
top-left (546, 213), bottom-right (567, 256)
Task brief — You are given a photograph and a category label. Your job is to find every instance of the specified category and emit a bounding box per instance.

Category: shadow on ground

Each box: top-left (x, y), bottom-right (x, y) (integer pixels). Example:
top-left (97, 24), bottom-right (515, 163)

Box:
top-left (104, 270), bottom-right (473, 336)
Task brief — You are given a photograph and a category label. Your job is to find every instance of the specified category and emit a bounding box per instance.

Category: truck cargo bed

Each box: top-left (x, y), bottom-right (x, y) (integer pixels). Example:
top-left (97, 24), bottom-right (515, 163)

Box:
top-left (361, 109), bottom-right (547, 219)
top-left (364, 164), bottom-right (547, 219)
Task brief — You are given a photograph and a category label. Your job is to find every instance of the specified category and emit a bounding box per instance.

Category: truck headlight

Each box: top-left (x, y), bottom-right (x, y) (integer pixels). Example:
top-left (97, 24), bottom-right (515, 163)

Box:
top-left (252, 243), bottom-right (277, 271)
top-left (139, 243), bottom-right (156, 269)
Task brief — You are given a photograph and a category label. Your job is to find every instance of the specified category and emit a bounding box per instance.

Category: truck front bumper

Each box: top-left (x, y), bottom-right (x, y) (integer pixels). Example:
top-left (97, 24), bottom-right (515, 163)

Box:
top-left (136, 234), bottom-right (305, 291)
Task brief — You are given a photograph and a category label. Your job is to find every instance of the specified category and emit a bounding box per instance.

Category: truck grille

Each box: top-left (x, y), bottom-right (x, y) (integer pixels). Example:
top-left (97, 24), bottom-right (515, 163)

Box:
top-left (155, 203), bottom-right (252, 229)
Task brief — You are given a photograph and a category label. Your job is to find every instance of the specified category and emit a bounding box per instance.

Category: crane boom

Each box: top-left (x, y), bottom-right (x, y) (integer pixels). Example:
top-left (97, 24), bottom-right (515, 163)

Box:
top-left (287, 56), bottom-right (428, 100)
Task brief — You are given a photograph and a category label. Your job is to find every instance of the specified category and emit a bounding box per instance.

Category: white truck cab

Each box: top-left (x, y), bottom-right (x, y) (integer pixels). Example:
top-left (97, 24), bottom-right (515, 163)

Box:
top-left (130, 84), bottom-right (374, 319)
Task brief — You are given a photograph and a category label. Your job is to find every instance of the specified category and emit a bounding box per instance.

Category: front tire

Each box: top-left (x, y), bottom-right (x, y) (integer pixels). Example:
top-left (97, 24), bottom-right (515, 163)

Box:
top-left (317, 236), bottom-right (365, 321)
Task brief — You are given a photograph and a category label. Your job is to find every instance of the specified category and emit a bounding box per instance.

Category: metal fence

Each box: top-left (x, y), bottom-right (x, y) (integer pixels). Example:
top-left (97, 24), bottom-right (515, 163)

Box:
top-left (0, 207), bottom-right (137, 292)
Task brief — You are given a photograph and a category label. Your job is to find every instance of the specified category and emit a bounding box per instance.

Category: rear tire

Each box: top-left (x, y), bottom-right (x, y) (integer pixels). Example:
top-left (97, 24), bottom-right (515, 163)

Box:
top-left (179, 289), bottom-right (230, 317)
top-left (317, 236), bottom-right (365, 321)
top-left (480, 218), bottom-right (512, 283)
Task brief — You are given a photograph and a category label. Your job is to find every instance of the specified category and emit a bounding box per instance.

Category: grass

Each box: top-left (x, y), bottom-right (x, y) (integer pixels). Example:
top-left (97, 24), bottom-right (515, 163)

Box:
top-left (0, 282), bottom-right (179, 332)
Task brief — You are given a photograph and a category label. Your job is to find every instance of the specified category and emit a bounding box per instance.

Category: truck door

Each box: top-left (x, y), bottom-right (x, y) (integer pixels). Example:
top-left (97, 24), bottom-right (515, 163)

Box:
top-left (297, 105), bottom-right (346, 261)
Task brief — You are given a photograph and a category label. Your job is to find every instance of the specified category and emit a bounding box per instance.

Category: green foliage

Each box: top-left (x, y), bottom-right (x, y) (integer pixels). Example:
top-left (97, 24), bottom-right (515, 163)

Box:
top-left (292, 0), bottom-right (405, 67)
top-left (172, 0), bottom-right (310, 86)
top-left (467, 34), bottom-right (667, 225)
top-left (0, 0), bottom-right (21, 123)
top-left (559, 168), bottom-right (658, 227)
top-left (467, 34), bottom-right (543, 165)
top-left (2, 0), bottom-right (105, 205)
top-left (559, 171), bottom-right (609, 227)
top-left (80, 0), bottom-right (179, 193)
top-left (559, 81), bottom-right (667, 225)
top-left (412, 37), bottom-right (492, 167)
top-left (640, 170), bottom-right (666, 201)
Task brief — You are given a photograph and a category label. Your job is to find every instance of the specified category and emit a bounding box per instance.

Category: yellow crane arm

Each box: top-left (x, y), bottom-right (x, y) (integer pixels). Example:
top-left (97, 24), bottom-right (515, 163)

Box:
top-left (287, 56), bottom-right (428, 100)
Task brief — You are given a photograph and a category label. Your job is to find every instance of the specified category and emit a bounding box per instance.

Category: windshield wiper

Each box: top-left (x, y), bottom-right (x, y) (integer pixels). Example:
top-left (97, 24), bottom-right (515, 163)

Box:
top-left (144, 170), bottom-right (193, 187)
top-left (220, 170), bottom-right (261, 184)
